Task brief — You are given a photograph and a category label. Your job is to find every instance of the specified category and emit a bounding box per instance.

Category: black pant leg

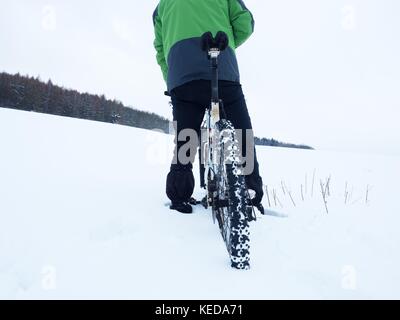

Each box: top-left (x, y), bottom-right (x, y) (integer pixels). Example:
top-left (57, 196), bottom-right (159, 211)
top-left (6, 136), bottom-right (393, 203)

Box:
top-left (220, 82), bottom-right (257, 172)
top-left (166, 82), bottom-right (206, 203)
top-left (220, 82), bottom-right (264, 203)
top-left (171, 83), bottom-right (206, 167)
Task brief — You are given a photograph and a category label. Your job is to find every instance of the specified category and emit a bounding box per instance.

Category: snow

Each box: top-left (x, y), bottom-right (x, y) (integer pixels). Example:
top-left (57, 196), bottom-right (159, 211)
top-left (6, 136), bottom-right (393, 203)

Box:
top-left (1, 107), bottom-right (399, 299)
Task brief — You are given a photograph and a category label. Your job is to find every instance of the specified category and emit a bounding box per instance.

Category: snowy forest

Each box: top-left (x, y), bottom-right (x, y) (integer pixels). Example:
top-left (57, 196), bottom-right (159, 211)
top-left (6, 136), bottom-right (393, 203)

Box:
top-left (0, 72), bottom-right (171, 133)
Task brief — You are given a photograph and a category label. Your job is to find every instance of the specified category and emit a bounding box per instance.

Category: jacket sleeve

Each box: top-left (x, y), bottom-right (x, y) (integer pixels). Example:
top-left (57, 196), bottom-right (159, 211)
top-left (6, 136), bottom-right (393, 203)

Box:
top-left (153, 5), bottom-right (168, 82)
top-left (228, 0), bottom-right (255, 48)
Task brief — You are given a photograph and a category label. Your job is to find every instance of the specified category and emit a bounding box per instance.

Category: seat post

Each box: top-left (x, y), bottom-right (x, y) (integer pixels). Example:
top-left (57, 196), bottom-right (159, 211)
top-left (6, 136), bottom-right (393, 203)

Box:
top-left (209, 49), bottom-right (220, 103)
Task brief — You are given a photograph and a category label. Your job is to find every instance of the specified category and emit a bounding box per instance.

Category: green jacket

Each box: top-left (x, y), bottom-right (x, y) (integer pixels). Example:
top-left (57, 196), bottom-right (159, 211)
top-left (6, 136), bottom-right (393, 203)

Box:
top-left (153, 0), bottom-right (254, 91)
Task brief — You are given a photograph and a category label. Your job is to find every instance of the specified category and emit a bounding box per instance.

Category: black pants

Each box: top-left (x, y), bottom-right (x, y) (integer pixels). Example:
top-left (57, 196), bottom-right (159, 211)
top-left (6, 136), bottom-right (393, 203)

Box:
top-left (166, 80), bottom-right (263, 204)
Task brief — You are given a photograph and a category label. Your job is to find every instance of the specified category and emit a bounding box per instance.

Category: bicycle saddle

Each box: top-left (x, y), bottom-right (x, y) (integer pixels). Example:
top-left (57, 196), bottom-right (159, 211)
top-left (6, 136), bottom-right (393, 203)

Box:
top-left (201, 31), bottom-right (229, 52)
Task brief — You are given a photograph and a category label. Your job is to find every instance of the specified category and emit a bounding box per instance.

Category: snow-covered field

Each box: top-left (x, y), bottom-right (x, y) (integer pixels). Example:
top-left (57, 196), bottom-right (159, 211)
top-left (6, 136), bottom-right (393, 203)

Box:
top-left (0, 107), bottom-right (399, 299)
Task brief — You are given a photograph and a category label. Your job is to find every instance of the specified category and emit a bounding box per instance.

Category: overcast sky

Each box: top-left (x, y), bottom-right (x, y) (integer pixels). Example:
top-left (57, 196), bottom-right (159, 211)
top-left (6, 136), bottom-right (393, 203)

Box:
top-left (1, 0), bottom-right (399, 155)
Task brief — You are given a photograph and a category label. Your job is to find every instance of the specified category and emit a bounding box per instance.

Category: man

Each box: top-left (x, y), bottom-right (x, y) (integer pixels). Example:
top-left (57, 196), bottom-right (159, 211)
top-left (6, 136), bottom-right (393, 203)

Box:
top-left (153, 0), bottom-right (263, 214)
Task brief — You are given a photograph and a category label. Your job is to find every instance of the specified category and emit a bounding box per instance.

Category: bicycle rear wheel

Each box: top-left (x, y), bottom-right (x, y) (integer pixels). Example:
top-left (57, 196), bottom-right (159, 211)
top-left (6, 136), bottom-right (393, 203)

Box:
top-left (213, 119), bottom-right (250, 270)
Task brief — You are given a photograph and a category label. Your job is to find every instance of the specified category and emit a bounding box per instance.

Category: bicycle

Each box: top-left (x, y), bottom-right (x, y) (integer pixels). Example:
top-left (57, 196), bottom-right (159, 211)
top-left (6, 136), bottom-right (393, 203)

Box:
top-left (198, 31), bottom-right (255, 270)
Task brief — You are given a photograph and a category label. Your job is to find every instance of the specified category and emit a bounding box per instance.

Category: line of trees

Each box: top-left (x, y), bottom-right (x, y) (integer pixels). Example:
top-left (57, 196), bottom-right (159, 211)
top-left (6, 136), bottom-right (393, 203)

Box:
top-left (0, 72), bottom-right (170, 133)
top-left (254, 137), bottom-right (313, 150)
top-left (0, 72), bottom-right (313, 150)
